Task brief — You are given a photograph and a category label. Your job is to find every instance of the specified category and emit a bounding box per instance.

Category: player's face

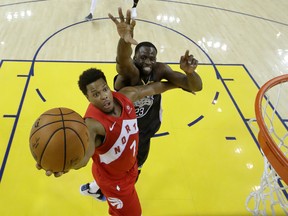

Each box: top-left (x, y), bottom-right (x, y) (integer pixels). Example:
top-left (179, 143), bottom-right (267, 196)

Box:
top-left (86, 78), bottom-right (114, 113)
top-left (134, 46), bottom-right (157, 76)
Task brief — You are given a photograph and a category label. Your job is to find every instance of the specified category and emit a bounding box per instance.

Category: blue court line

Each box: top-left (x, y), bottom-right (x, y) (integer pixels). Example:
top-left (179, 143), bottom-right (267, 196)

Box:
top-left (3, 115), bottom-right (17, 118)
top-left (278, 179), bottom-right (288, 197)
top-left (245, 118), bottom-right (256, 122)
top-left (188, 115), bottom-right (204, 127)
top-left (158, 0), bottom-right (288, 27)
top-left (36, 88), bottom-right (46, 102)
top-left (153, 132), bottom-right (170, 137)
top-left (212, 91), bottom-right (219, 104)
top-left (17, 75), bottom-right (29, 77)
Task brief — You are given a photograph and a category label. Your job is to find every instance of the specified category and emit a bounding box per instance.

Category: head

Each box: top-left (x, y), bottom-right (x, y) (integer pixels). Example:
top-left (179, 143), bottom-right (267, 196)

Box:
top-left (133, 42), bottom-right (157, 77)
top-left (78, 68), bottom-right (114, 113)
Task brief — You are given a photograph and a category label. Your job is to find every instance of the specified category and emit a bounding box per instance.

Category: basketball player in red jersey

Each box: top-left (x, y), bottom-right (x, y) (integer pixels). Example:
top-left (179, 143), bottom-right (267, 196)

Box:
top-left (37, 68), bottom-right (177, 215)
top-left (79, 8), bottom-right (203, 202)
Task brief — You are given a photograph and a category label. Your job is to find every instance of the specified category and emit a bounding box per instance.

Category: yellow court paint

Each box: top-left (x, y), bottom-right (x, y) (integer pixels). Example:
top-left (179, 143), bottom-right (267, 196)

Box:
top-left (0, 61), bottom-right (282, 216)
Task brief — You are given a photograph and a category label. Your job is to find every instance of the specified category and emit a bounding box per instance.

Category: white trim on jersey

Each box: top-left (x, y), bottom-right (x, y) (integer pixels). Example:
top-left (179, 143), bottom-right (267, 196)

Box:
top-left (99, 119), bottom-right (138, 164)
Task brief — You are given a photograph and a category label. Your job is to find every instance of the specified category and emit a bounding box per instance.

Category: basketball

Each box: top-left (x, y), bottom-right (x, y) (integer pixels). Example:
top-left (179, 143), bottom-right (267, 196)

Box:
top-left (29, 107), bottom-right (89, 173)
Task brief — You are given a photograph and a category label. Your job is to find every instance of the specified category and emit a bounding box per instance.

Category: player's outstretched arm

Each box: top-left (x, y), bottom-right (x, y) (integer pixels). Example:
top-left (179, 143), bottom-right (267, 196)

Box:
top-left (120, 81), bottom-right (178, 102)
top-left (160, 50), bottom-right (202, 93)
top-left (109, 7), bottom-right (140, 89)
top-left (74, 118), bottom-right (104, 170)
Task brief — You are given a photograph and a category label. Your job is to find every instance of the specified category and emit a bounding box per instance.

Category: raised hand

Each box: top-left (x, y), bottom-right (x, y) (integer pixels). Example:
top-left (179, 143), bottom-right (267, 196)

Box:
top-left (180, 50), bottom-right (198, 75)
top-left (108, 7), bottom-right (138, 45)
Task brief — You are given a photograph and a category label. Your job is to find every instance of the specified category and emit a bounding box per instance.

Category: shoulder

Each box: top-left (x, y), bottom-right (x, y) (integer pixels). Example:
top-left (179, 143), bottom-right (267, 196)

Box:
top-left (153, 62), bottom-right (173, 77)
top-left (85, 118), bottom-right (105, 136)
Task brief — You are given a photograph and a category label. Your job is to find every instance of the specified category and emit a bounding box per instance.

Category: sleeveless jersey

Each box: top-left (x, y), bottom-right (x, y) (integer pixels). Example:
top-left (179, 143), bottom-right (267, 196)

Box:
top-left (134, 74), bottom-right (162, 139)
top-left (84, 92), bottom-right (139, 180)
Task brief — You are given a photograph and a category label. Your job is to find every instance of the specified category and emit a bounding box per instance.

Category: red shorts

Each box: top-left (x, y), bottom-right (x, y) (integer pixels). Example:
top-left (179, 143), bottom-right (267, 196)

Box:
top-left (92, 163), bottom-right (142, 216)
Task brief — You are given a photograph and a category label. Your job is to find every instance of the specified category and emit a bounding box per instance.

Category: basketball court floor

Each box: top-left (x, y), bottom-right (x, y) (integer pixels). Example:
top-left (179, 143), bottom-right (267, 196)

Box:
top-left (0, 0), bottom-right (287, 215)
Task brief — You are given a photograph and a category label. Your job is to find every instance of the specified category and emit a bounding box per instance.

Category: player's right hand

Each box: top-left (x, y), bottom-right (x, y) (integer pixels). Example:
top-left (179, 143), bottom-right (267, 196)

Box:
top-left (36, 163), bottom-right (68, 178)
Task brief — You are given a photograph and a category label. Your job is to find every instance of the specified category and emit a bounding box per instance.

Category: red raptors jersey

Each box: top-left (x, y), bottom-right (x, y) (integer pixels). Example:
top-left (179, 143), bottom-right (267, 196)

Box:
top-left (84, 92), bottom-right (139, 180)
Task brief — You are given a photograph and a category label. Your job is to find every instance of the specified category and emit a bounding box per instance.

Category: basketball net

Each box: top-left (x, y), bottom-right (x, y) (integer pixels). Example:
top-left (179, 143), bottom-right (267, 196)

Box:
top-left (246, 74), bottom-right (288, 216)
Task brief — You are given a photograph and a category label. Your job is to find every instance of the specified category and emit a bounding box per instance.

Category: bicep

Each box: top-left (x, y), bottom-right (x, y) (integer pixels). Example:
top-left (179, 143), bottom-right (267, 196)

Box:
top-left (85, 119), bottom-right (105, 155)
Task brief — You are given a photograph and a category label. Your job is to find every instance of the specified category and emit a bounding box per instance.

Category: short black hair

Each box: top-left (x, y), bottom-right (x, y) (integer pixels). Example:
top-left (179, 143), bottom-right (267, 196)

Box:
top-left (135, 41), bottom-right (157, 55)
top-left (78, 68), bottom-right (107, 95)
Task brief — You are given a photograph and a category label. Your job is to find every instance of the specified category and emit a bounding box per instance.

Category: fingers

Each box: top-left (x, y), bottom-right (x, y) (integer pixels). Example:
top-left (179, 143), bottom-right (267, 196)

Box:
top-left (108, 13), bottom-right (119, 24)
top-left (191, 58), bottom-right (198, 67)
top-left (53, 172), bottom-right (64, 178)
top-left (180, 50), bottom-right (189, 63)
top-left (36, 163), bottom-right (42, 170)
top-left (109, 8), bottom-right (135, 25)
top-left (36, 163), bottom-right (66, 177)
top-left (46, 170), bottom-right (66, 177)
top-left (118, 7), bottom-right (125, 22)
top-left (184, 50), bottom-right (189, 59)
top-left (45, 170), bottom-right (53, 176)
top-left (183, 50), bottom-right (197, 65)
top-left (131, 19), bottom-right (136, 29)
top-left (126, 9), bottom-right (131, 24)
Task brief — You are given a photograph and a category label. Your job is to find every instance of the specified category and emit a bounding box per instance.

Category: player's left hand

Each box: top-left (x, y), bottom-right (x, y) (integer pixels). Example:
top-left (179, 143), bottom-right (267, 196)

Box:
top-left (36, 163), bottom-right (68, 178)
top-left (180, 50), bottom-right (198, 75)
top-left (108, 7), bottom-right (138, 45)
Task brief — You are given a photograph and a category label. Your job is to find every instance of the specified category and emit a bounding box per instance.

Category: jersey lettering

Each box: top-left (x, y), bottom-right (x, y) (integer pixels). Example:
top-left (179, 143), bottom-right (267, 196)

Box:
top-left (99, 119), bottom-right (138, 164)
top-left (130, 140), bottom-right (136, 157)
top-left (125, 124), bottom-right (131, 133)
top-left (114, 146), bottom-right (121, 154)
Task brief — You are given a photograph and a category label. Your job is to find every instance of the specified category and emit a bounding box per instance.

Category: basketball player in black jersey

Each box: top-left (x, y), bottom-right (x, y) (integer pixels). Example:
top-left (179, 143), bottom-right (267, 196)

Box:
top-left (109, 8), bottom-right (203, 175)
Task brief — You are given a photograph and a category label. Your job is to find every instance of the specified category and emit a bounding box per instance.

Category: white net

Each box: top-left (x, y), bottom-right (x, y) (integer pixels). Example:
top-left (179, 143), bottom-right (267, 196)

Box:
top-left (246, 154), bottom-right (288, 215)
top-left (246, 76), bottom-right (288, 216)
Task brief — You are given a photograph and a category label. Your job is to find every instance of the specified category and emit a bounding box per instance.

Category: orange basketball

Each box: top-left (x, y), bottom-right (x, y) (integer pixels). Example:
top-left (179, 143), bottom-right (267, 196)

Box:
top-left (29, 107), bottom-right (89, 173)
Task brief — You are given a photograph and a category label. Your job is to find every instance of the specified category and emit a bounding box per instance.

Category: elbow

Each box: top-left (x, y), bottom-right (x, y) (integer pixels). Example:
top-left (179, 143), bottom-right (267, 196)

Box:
top-left (195, 83), bottom-right (203, 92)
top-left (191, 82), bottom-right (203, 92)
